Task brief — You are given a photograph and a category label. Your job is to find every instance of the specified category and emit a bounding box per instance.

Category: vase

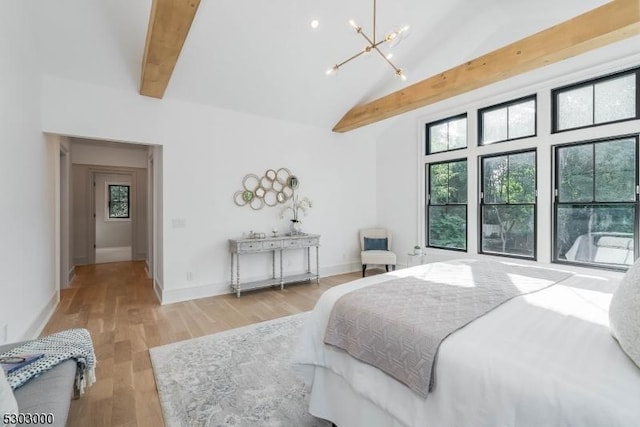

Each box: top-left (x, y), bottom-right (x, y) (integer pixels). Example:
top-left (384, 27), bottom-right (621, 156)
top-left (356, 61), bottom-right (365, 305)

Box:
top-left (290, 220), bottom-right (302, 235)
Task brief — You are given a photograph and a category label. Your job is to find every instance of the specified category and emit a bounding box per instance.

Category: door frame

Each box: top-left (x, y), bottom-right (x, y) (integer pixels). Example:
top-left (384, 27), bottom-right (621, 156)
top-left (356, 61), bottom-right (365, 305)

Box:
top-left (147, 154), bottom-right (155, 281)
top-left (59, 144), bottom-right (71, 289)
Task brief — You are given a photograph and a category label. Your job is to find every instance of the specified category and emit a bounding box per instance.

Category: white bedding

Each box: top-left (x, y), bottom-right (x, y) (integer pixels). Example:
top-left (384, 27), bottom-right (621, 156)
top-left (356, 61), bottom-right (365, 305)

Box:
top-left (292, 260), bottom-right (640, 427)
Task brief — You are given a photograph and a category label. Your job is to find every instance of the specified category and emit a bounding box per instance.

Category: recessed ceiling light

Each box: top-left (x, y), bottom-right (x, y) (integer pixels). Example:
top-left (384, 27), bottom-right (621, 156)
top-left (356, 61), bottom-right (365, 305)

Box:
top-left (310, 19), bottom-right (320, 29)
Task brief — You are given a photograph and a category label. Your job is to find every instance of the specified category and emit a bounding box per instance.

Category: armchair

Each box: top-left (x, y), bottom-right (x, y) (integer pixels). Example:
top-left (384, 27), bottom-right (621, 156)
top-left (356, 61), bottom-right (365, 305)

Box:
top-left (359, 228), bottom-right (397, 277)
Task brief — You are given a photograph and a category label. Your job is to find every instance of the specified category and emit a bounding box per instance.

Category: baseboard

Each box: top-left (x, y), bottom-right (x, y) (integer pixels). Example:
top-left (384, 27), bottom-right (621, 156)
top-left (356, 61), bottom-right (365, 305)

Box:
top-left (67, 265), bottom-right (76, 284)
top-left (319, 262), bottom-right (360, 277)
top-left (73, 256), bottom-right (89, 266)
top-left (153, 278), bottom-right (164, 304)
top-left (160, 281), bottom-right (230, 305)
top-left (21, 291), bottom-right (59, 341)
top-left (158, 262), bottom-right (361, 305)
top-left (144, 261), bottom-right (151, 279)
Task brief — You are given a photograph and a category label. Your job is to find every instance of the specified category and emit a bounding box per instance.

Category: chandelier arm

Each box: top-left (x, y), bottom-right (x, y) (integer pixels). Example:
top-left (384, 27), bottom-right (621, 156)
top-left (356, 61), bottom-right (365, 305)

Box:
top-left (373, 0), bottom-right (377, 45)
top-left (356, 30), bottom-right (373, 46)
top-left (373, 39), bottom-right (387, 48)
top-left (358, 31), bottom-right (376, 48)
top-left (336, 49), bottom-right (369, 69)
top-left (374, 46), bottom-right (401, 73)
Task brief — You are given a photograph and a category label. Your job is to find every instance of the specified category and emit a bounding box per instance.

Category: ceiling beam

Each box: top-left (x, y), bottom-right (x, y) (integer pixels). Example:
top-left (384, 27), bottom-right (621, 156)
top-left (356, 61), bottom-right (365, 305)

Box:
top-left (333, 0), bottom-right (640, 133)
top-left (140, 0), bottom-right (201, 98)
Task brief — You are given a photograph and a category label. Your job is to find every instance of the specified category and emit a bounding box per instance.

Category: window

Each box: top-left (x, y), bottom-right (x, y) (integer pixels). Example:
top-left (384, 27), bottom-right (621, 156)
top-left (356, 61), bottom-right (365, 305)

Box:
top-left (426, 114), bottom-right (467, 154)
top-left (480, 150), bottom-right (536, 259)
top-left (427, 159), bottom-right (467, 250)
top-left (479, 95), bottom-right (536, 145)
top-left (108, 184), bottom-right (130, 219)
top-left (552, 68), bottom-right (639, 132)
top-left (554, 137), bottom-right (638, 269)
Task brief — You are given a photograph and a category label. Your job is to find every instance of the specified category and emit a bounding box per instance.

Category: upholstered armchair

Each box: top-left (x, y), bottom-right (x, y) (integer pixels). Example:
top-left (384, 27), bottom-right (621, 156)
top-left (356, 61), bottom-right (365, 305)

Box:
top-left (359, 228), bottom-right (397, 277)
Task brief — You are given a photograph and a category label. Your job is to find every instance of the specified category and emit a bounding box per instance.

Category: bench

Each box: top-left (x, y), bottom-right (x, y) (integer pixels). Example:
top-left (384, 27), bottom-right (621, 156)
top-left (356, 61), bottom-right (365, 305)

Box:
top-left (0, 342), bottom-right (76, 427)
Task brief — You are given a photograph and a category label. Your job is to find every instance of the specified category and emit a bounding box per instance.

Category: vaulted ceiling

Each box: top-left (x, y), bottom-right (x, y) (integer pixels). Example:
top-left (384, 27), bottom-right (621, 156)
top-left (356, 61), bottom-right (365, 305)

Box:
top-left (26, 0), bottom-right (639, 131)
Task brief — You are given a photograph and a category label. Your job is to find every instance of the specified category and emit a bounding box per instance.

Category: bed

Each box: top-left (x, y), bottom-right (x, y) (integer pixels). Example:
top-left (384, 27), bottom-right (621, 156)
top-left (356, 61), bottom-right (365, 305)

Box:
top-left (291, 258), bottom-right (640, 427)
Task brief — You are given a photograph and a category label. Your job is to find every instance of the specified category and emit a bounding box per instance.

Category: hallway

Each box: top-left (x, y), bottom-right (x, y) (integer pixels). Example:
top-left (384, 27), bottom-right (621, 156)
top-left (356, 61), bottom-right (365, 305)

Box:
top-left (43, 261), bottom-right (362, 426)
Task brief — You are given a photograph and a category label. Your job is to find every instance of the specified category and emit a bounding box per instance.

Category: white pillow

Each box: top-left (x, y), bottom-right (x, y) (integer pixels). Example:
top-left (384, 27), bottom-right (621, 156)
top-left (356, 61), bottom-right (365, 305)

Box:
top-left (0, 367), bottom-right (18, 426)
top-left (609, 257), bottom-right (640, 369)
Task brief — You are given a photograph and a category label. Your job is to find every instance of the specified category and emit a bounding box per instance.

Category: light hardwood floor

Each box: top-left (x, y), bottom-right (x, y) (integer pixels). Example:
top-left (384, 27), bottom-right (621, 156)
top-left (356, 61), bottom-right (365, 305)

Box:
top-left (42, 261), bottom-right (377, 427)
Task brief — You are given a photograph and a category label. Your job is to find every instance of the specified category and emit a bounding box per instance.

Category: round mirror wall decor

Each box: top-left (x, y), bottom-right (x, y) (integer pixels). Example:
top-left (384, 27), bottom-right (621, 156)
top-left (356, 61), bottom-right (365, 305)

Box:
top-left (233, 168), bottom-right (300, 210)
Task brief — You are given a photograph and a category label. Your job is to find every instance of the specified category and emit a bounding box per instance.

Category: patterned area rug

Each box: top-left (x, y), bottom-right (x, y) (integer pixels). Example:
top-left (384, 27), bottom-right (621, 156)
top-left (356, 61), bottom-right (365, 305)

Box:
top-left (149, 313), bottom-right (331, 427)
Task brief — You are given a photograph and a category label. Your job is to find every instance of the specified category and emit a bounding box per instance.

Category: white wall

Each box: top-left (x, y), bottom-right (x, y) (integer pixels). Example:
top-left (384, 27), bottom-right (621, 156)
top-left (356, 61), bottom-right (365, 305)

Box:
top-left (42, 77), bottom-right (379, 304)
top-left (70, 138), bottom-right (148, 169)
top-left (376, 39), bottom-right (640, 268)
top-left (0, 2), bottom-right (59, 343)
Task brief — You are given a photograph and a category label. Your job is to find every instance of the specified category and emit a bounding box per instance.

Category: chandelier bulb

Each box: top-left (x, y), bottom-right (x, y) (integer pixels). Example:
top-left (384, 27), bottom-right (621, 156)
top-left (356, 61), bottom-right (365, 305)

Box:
top-left (396, 69), bottom-right (407, 81)
top-left (348, 19), bottom-right (361, 33)
top-left (388, 25), bottom-right (410, 48)
top-left (326, 65), bottom-right (339, 76)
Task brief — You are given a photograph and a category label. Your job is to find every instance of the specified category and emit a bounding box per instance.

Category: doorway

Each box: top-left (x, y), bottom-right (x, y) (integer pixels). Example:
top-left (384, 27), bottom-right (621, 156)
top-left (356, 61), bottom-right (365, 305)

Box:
top-left (94, 172), bottom-right (134, 263)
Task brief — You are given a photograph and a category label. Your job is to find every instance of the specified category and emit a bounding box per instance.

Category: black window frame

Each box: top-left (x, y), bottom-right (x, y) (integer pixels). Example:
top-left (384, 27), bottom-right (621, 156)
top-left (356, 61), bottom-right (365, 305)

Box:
top-left (478, 94), bottom-right (537, 146)
top-left (551, 67), bottom-right (640, 133)
top-left (479, 148), bottom-right (537, 260)
top-left (425, 113), bottom-right (468, 155)
top-left (108, 184), bottom-right (131, 219)
top-left (426, 158), bottom-right (468, 252)
top-left (552, 135), bottom-right (639, 271)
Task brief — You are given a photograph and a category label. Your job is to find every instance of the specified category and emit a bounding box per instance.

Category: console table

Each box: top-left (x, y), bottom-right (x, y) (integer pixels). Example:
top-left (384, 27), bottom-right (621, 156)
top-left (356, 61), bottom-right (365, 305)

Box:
top-left (229, 234), bottom-right (320, 297)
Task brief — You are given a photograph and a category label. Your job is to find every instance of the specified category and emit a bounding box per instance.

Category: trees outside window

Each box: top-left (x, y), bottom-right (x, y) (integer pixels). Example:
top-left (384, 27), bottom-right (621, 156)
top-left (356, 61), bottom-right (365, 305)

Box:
top-left (553, 68), bottom-right (638, 132)
top-left (480, 150), bottom-right (536, 258)
top-left (108, 184), bottom-right (130, 219)
top-left (554, 137), bottom-right (638, 268)
top-left (427, 160), bottom-right (467, 250)
top-left (479, 96), bottom-right (536, 145)
top-left (426, 114), bottom-right (467, 154)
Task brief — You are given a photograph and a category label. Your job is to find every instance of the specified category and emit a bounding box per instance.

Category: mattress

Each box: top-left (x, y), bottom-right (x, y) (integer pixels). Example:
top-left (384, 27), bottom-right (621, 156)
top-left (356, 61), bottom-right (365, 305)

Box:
top-left (292, 260), bottom-right (640, 427)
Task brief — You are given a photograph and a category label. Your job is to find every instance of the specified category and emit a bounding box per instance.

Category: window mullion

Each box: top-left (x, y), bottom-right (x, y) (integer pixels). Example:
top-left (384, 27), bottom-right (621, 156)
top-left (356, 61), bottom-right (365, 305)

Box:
top-left (591, 83), bottom-right (596, 126)
top-left (592, 143), bottom-right (596, 203)
top-left (505, 106), bottom-right (510, 140)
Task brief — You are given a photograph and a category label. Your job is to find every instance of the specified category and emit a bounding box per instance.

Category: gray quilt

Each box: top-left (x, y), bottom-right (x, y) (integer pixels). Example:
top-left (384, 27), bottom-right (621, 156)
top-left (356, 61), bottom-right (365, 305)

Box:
top-left (323, 260), bottom-right (573, 398)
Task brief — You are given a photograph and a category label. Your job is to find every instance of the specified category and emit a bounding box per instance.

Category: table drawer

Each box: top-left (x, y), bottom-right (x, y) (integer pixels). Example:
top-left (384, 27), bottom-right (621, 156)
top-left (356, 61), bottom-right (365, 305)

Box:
top-left (264, 240), bottom-right (282, 250)
top-left (283, 239), bottom-right (302, 249)
top-left (299, 237), bottom-right (319, 247)
top-left (237, 241), bottom-right (263, 252)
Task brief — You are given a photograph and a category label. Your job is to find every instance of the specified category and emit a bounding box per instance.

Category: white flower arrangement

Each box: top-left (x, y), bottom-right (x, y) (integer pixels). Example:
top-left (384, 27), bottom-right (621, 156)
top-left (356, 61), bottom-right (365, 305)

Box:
top-left (280, 194), bottom-right (313, 223)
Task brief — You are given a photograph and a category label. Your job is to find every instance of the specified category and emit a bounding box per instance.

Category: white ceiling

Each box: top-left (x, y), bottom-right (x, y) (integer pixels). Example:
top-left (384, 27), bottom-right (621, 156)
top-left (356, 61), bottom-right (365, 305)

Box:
top-left (27, 0), bottom-right (613, 129)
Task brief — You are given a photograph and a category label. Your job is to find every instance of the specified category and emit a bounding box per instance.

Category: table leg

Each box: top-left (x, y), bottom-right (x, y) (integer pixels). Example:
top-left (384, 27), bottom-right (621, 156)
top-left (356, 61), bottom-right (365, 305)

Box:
top-left (316, 245), bottom-right (320, 285)
top-left (230, 253), bottom-right (234, 287)
top-left (280, 250), bottom-right (284, 290)
top-left (236, 254), bottom-right (241, 298)
top-left (307, 247), bottom-right (311, 273)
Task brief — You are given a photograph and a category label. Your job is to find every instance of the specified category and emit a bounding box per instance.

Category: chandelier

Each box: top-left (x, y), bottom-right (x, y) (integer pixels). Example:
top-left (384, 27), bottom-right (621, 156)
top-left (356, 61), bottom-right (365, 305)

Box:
top-left (326, 0), bottom-right (410, 81)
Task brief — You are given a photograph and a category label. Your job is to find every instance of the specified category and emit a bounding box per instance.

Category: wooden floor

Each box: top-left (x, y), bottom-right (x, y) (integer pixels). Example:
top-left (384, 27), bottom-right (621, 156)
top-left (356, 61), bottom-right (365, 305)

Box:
top-left (42, 261), bottom-right (376, 427)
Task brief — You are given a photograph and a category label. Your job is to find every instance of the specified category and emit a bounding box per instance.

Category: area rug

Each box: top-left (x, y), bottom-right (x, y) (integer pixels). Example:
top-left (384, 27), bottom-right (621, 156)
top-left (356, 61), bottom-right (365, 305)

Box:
top-left (149, 313), bottom-right (331, 427)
